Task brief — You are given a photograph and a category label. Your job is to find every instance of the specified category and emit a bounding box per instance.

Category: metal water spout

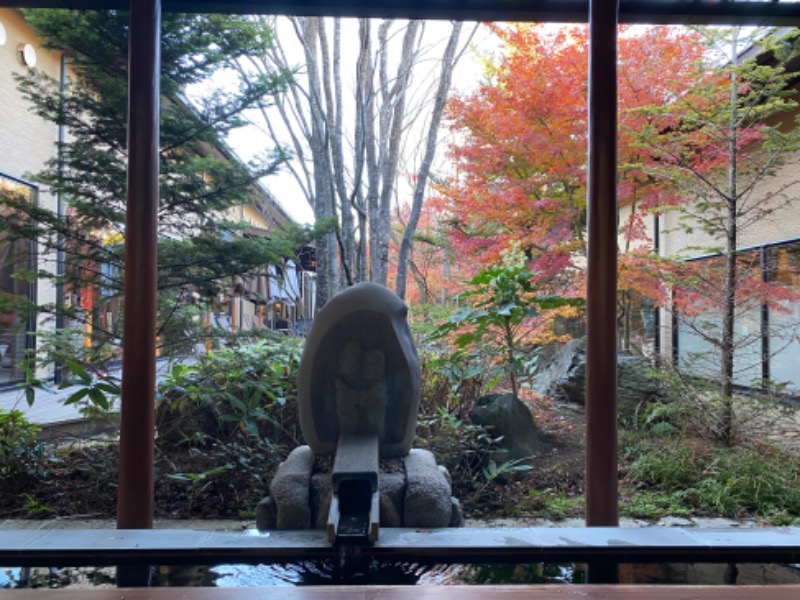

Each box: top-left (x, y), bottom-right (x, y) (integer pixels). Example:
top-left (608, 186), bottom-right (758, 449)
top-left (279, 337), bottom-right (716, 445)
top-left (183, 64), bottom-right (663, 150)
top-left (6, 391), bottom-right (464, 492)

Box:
top-left (297, 282), bottom-right (421, 546)
top-left (327, 434), bottom-right (380, 544)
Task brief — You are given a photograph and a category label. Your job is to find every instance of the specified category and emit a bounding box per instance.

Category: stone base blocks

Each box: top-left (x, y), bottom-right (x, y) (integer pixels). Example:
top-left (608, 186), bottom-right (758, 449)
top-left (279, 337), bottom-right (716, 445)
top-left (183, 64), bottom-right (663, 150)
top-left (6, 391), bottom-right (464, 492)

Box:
top-left (256, 446), bottom-right (463, 533)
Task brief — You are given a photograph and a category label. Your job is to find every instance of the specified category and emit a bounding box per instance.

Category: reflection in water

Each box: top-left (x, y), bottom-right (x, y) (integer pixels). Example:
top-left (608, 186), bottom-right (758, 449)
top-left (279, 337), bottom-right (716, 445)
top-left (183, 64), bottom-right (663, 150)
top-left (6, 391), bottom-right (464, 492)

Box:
top-left (5, 561), bottom-right (800, 588)
top-left (2, 561), bottom-right (580, 588)
top-left (212, 561), bottom-right (462, 587)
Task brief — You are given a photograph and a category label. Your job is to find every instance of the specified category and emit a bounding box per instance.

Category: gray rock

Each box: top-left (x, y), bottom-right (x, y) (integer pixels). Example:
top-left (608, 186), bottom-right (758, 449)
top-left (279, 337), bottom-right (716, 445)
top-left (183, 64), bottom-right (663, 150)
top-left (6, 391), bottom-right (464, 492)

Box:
top-left (255, 496), bottom-right (276, 532)
top-left (657, 516), bottom-right (693, 527)
top-left (269, 445), bottom-right (315, 529)
top-left (378, 472), bottom-right (406, 527)
top-left (535, 337), bottom-right (661, 418)
top-left (469, 393), bottom-right (541, 462)
top-left (533, 338), bottom-right (585, 401)
top-left (449, 497), bottom-right (465, 528)
top-left (438, 465), bottom-right (452, 486)
top-left (403, 449), bottom-right (452, 528)
top-left (310, 472), bottom-right (333, 529)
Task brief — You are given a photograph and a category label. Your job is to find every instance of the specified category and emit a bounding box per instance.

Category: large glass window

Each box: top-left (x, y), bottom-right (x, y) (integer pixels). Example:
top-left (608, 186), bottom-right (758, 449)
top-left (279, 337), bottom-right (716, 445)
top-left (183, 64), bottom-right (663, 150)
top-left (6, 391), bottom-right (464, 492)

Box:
top-left (0, 175), bottom-right (36, 386)
top-left (732, 252), bottom-right (764, 388)
top-left (767, 243), bottom-right (800, 393)
top-left (676, 241), bottom-right (800, 394)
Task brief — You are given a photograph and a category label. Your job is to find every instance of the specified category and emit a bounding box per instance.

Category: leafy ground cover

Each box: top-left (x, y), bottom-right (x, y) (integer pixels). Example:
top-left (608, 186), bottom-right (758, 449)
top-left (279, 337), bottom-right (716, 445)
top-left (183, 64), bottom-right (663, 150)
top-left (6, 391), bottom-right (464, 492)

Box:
top-left (0, 338), bottom-right (798, 525)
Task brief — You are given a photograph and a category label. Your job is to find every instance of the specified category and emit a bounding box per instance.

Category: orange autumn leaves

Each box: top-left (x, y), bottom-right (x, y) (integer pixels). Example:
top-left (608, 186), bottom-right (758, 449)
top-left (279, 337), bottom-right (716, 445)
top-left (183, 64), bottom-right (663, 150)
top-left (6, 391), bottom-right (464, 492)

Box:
top-left (434, 24), bottom-right (706, 302)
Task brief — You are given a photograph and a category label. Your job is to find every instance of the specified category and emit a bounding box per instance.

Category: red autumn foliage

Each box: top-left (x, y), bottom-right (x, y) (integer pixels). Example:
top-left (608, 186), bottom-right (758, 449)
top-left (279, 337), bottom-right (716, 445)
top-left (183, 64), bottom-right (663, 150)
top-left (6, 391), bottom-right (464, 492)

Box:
top-left (436, 24), bottom-right (705, 303)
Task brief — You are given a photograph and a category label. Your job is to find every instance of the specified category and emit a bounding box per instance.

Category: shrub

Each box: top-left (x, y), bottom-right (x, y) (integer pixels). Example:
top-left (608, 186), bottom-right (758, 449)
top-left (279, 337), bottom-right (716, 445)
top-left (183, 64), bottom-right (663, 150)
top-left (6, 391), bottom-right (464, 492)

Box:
top-left (415, 407), bottom-right (501, 501)
top-left (623, 436), bottom-right (800, 518)
top-left (0, 409), bottom-right (45, 492)
top-left (686, 446), bottom-right (800, 517)
top-left (418, 348), bottom-right (486, 420)
top-left (626, 439), bottom-right (708, 489)
top-left (156, 337), bottom-right (303, 449)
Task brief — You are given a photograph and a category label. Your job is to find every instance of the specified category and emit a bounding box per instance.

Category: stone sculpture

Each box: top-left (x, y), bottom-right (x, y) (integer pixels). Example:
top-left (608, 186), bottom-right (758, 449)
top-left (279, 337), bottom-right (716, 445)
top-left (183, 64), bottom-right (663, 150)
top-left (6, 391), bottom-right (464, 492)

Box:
top-left (256, 282), bottom-right (462, 541)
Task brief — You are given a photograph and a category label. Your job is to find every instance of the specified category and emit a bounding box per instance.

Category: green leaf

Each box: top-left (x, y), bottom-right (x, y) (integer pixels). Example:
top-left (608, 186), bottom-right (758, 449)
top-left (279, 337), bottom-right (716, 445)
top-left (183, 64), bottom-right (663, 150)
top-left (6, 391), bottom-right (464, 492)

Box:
top-left (66, 360), bottom-right (92, 384)
top-left (88, 387), bottom-right (110, 410)
top-left (94, 382), bottom-right (121, 395)
top-left (64, 387), bottom-right (90, 406)
top-left (454, 332), bottom-right (479, 347)
top-left (25, 387), bottom-right (35, 407)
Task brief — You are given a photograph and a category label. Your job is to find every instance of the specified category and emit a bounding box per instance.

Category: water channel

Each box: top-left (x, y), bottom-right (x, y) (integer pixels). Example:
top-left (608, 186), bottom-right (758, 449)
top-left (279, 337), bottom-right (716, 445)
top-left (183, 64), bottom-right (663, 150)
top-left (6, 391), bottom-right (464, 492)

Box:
top-left (4, 559), bottom-right (800, 589)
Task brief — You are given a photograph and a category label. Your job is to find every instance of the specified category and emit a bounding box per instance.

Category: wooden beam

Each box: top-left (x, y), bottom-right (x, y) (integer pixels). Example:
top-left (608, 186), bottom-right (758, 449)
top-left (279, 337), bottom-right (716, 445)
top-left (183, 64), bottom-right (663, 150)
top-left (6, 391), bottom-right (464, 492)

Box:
top-left (585, 0), bottom-right (619, 528)
top-left (3, 0), bottom-right (800, 25)
top-left (2, 586), bottom-right (800, 600)
top-left (117, 0), bottom-right (161, 536)
top-left (585, 0), bottom-right (619, 580)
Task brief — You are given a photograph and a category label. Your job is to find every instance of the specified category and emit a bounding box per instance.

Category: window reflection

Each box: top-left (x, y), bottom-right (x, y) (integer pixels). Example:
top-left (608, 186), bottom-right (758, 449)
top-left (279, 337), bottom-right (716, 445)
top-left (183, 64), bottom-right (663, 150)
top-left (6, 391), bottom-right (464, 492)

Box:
top-left (0, 175), bottom-right (34, 385)
top-left (767, 244), bottom-right (800, 393)
top-left (676, 241), bottom-right (800, 394)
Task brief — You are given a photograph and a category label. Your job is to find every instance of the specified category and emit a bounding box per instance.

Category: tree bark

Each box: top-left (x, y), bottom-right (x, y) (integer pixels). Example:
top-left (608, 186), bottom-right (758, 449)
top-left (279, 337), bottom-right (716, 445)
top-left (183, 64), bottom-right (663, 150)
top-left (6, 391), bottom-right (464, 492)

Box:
top-left (301, 17), bottom-right (339, 307)
top-left (396, 21), bottom-right (464, 300)
top-left (720, 32), bottom-right (739, 445)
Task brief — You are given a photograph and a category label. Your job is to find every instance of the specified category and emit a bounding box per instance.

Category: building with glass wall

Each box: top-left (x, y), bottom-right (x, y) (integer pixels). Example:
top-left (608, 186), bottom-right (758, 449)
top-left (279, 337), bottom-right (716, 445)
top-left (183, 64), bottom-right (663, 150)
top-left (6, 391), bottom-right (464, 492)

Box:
top-left (0, 8), bottom-right (313, 387)
top-left (0, 9), bottom-right (63, 387)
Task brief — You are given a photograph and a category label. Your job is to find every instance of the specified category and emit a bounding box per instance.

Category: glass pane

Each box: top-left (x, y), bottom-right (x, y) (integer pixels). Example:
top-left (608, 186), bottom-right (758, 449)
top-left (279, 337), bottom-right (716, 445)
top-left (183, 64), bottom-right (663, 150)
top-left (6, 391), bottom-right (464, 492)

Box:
top-left (676, 249), bottom-right (765, 387)
top-left (0, 175), bottom-right (34, 385)
top-left (677, 310), bottom-right (719, 380)
top-left (767, 244), bottom-right (800, 392)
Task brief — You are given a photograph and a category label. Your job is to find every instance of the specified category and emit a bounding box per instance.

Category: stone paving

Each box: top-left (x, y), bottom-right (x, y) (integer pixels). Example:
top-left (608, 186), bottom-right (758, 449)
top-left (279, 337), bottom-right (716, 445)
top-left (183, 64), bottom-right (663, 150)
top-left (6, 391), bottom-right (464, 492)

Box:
top-left (0, 358), bottom-right (179, 430)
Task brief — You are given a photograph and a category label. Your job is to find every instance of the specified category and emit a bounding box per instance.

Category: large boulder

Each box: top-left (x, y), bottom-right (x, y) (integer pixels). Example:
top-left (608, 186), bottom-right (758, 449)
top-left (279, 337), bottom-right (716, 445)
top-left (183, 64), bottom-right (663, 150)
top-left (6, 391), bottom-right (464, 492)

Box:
top-left (534, 338), bottom-right (661, 418)
top-left (469, 393), bottom-right (541, 463)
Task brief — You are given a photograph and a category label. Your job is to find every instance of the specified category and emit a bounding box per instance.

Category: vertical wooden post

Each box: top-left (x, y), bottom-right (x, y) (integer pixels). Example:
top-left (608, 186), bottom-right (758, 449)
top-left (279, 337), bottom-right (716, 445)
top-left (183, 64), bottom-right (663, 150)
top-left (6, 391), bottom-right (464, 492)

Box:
top-left (116, 0), bottom-right (160, 586)
top-left (586, 0), bottom-right (619, 582)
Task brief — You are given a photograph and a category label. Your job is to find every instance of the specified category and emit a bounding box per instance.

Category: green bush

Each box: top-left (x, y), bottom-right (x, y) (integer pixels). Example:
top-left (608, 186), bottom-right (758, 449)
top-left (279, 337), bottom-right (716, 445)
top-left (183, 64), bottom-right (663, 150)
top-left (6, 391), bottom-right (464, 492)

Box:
top-left (624, 437), bottom-right (800, 519)
top-left (686, 446), bottom-right (800, 517)
top-left (415, 407), bottom-right (501, 501)
top-left (626, 439), bottom-right (707, 489)
top-left (623, 491), bottom-right (691, 520)
top-left (418, 348), bottom-right (486, 419)
top-left (0, 409), bottom-right (45, 490)
top-left (156, 338), bottom-right (303, 449)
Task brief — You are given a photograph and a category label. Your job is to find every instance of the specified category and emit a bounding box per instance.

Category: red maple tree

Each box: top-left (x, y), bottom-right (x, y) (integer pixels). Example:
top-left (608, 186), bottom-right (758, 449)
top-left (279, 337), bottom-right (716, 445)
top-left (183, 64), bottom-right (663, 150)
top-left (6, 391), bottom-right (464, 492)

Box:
top-left (436, 24), bottom-right (704, 307)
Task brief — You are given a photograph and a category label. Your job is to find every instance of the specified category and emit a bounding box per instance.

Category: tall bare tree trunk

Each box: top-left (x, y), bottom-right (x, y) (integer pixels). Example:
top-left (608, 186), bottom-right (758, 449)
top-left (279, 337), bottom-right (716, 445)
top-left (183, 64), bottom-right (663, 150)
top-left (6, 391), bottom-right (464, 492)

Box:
top-left (720, 32), bottom-right (739, 445)
top-left (352, 19), bottom-right (373, 282)
top-left (302, 17), bottom-right (339, 307)
top-left (251, 18), bottom-right (461, 298)
top-left (396, 22), bottom-right (465, 300)
top-left (370, 21), bottom-right (421, 285)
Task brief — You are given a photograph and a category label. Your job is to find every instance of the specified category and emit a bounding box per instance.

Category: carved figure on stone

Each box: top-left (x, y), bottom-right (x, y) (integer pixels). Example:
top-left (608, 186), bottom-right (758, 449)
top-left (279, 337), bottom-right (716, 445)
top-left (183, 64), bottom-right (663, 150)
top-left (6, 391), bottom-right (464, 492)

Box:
top-left (297, 281), bottom-right (421, 458)
top-left (335, 341), bottom-right (388, 439)
top-left (257, 282), bottom-right (462, 539)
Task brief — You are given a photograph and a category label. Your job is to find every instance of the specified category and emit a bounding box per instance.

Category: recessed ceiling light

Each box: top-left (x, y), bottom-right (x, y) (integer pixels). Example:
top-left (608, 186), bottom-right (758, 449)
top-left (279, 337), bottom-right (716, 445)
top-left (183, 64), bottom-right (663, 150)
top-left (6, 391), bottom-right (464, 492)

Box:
top-left (0, 22), bottom-right (6, 46)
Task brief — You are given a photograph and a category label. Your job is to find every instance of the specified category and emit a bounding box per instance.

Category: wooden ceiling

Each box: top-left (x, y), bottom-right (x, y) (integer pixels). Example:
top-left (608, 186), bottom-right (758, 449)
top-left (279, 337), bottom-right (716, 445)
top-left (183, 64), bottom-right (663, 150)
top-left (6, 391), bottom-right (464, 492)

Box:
top-left (3, 0), bottom-right (800, 25)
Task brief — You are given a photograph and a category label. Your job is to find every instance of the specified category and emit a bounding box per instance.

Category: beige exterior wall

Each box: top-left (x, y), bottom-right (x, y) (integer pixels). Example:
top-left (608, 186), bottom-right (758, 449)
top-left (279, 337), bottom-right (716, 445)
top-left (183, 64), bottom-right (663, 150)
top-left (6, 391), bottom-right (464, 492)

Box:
top-left (0, 10), bottom-right (62, 186)
top-left (657, 156), bottom-right (800, 259)
top-left (0, 9), bottom-right (69, 379)
top-left (618, 125), bottom-right (800, 365)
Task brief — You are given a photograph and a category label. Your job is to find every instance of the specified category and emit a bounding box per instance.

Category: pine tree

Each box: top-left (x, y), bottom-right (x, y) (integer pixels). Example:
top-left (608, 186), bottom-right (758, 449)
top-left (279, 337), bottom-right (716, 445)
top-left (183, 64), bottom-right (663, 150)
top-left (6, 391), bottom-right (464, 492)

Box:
top-left (0, 9), bottom-right (315, 375)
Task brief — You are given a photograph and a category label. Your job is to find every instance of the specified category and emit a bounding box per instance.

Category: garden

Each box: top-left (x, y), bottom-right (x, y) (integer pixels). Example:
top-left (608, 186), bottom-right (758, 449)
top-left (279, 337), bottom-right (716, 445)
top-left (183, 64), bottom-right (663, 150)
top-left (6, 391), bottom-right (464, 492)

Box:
top-left (1, 283), bottom-right (798, 526)
top-left (1, 13), bottom-right (800, 530)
